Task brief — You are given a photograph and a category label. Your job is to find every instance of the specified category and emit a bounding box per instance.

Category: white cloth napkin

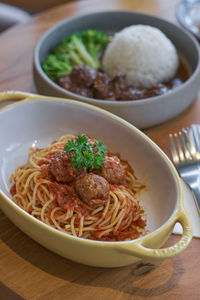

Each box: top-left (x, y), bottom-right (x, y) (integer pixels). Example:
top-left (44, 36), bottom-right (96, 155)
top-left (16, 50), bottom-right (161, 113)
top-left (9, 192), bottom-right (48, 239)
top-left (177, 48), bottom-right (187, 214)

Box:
top-left (173, 179), bottom-right (200, 238)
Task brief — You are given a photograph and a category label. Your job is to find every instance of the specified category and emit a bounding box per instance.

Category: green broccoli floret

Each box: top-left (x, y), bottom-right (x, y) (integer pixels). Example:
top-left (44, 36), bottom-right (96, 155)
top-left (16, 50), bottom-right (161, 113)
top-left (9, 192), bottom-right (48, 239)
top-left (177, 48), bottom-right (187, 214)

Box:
top-left (52, 32), bottom-right (84, 66)
top-left (42, 29), bottom-right (109, 81)
top-left (82, 29), bottom-right (109, 69)
top-left (42, 53), bottom-right (72, 81)
top-left (70, 35), bottom-right (98, 69)
top-left (52, 30), bottom-right (109, 70)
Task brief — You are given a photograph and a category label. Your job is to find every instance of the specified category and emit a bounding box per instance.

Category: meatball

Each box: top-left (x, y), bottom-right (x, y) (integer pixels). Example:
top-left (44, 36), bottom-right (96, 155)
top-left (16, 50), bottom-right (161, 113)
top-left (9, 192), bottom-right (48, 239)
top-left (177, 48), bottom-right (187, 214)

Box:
top-left (41, 164), bottom-right (54, 181)
top-left (50, 152), bottom-right (82, 183)
top-left (101, 156), bottom-right (125, 184)
top-left (75, 173), bottom-right (109, 204)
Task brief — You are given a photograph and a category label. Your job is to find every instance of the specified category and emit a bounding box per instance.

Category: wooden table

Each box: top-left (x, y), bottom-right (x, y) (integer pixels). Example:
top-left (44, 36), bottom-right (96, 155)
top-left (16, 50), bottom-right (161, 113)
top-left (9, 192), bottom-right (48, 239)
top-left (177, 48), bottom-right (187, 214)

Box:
top-left (0, 0), bottom-right (200, 299)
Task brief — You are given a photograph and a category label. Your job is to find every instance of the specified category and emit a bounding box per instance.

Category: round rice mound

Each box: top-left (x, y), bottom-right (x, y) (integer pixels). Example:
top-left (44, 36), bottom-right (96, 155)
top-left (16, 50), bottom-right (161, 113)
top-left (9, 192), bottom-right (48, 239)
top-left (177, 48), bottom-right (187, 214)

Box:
top-left (102, 25), bottom-right (179, 88)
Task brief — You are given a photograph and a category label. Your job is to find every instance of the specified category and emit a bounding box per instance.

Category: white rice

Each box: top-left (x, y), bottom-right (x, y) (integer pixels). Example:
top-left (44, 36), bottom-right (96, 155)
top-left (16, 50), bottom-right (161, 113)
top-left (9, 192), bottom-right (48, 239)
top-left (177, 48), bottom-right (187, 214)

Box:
top-left (102, 25), bottom-right (179, 88)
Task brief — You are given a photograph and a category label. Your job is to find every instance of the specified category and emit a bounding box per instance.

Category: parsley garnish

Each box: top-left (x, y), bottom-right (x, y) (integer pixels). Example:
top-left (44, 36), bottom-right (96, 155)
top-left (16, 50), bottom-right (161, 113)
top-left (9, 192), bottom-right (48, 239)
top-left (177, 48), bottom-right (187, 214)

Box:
top-left (64, 135), bottom-right (107, 170)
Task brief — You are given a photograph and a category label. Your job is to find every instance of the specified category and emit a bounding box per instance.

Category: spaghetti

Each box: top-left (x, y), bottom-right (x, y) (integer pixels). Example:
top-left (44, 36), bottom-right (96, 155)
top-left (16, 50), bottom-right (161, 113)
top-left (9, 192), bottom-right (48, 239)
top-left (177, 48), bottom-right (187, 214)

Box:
top-left (9, 134), bottom-right (147, 241)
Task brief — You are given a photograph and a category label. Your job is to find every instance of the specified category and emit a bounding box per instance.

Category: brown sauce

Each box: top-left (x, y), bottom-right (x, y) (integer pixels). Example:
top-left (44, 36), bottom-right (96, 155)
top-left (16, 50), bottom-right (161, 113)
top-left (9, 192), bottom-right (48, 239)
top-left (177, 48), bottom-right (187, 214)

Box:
top-left (58, 55), bottom-right (190, 101)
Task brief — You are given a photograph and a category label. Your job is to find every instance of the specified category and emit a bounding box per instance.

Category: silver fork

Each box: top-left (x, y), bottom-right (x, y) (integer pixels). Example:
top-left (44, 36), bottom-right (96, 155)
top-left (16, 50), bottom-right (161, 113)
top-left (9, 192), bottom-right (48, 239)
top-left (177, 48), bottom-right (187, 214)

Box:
top-left (169, 126), bottom-right (200, 216)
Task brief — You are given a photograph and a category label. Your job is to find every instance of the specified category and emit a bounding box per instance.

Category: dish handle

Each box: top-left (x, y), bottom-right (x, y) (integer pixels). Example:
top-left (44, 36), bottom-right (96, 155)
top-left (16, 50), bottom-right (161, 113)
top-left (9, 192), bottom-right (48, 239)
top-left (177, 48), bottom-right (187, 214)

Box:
top-left (118, 208), bottom-right (192, 260)
top-left (0, 91), bottom-right (47, 104)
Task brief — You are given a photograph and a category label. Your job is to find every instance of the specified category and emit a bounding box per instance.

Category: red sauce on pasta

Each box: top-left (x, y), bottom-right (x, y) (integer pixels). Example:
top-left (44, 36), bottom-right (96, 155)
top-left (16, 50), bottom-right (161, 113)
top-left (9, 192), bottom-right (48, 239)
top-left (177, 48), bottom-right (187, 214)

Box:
top-left (9, 134), bottom-right (147, 241)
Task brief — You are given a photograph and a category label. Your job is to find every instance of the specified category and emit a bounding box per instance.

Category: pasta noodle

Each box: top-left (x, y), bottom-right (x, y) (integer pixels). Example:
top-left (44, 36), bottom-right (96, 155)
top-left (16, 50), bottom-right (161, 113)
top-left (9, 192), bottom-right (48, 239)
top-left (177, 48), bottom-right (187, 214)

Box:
top-left (9, 134), bottom-right (147, 241)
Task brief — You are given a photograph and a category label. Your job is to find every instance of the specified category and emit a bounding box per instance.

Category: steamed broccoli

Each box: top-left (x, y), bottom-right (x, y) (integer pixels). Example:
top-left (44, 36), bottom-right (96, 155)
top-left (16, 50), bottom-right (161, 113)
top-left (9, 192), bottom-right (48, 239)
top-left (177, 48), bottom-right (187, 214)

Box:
top-left (42, 29), bottom-right (109, 81)
top-left (42, 53), bottom-right (72, 81)
top-left (82, 29), bottom-right (110, 69)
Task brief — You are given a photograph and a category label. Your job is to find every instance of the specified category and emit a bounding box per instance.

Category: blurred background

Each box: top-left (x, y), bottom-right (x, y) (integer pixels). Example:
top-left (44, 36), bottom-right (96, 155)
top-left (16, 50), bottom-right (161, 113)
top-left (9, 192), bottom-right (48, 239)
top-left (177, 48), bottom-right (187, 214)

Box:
top-left (0, 0), bottom-right (75, 32)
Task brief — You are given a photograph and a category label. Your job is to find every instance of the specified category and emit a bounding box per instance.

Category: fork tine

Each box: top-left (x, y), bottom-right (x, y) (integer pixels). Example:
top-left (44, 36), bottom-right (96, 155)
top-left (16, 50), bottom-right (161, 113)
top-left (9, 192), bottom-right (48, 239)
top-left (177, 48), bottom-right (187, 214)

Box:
top-left (175, 132), bottom-right (186, 162)
top-left (181, 128), bottom-right (195, 160)
top-left (169, 133), bottom-right (178, 164)
top-left (169, 132), bottom-right (184, 164)
top-left (190, 125), bottom-right (200, 153)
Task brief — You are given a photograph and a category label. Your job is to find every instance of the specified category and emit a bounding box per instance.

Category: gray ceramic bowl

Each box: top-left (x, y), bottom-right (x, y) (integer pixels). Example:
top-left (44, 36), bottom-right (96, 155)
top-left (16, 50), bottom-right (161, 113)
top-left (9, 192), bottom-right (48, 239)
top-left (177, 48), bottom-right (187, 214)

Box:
top-left (33, 11), bottom-right (200, 129)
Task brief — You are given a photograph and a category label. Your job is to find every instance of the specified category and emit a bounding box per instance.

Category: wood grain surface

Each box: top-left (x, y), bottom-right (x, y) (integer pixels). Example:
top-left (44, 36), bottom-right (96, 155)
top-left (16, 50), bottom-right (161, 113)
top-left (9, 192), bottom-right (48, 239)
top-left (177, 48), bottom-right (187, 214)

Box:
top-left (0, 0), bottom-right (200, 299)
